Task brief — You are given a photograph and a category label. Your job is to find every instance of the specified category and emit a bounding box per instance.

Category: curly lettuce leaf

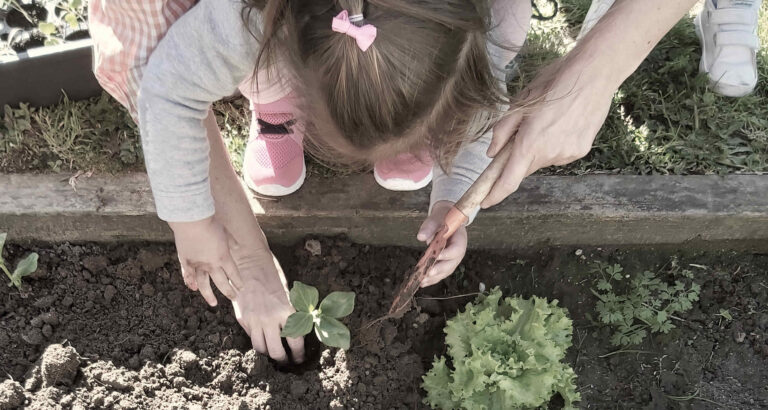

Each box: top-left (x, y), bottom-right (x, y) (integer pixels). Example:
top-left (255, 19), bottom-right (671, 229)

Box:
top-left (423, 288), bottom-right (580, 410)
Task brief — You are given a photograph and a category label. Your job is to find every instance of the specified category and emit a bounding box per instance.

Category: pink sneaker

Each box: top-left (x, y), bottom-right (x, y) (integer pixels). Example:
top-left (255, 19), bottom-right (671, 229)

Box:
top-left (373, 149), bottom-right (433, 191)
top-left (243, 94), bottom-right (306, 196)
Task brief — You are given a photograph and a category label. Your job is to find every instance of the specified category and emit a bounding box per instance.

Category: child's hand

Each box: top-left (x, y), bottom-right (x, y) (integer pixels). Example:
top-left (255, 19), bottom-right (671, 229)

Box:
top-left (417, 201), bottom-right (468, 288)
top-left (169, 217), bottom-right (244, 306)
top-left (229, 241), bottom-right (305, 364)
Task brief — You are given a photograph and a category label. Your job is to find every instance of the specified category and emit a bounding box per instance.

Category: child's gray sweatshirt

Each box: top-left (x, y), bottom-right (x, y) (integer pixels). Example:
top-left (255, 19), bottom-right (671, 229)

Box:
top-left (138, 0), bottom-right (516, 222)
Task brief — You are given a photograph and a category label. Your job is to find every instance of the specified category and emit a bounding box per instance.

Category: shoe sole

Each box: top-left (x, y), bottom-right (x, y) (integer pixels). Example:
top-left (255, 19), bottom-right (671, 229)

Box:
top-left (243, 159), bottom-right (306, 197)
top-left (695, 12), bottom-right (756, 98)
top-left (373, 168), bottom-right (433, 191)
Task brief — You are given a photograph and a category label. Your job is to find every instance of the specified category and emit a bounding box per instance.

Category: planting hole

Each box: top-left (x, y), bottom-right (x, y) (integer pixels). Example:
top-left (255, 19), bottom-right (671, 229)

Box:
top-left (273, 332), bottom-right (322, 375)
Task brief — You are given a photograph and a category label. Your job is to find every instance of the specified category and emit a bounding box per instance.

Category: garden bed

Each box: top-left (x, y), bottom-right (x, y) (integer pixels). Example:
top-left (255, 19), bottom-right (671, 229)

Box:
top-left (1, 237), bottom-right (767, 408)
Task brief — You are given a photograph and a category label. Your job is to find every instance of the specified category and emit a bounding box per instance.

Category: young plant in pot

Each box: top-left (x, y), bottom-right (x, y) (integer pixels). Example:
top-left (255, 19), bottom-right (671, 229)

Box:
top-left (1, 0), bottom-right (87, 54)
top-left (1, 0), bottom-right (48, 53)
top-left (44, 0), bottom-right (88, 43)
top-left (1, 0), bottom-right (100, 108)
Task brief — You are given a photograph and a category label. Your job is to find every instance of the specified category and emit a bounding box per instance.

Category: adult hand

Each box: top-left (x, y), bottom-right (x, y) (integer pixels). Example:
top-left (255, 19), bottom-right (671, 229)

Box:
top-left (228, 240), bottom-right (305, 363)
top-left (417, 201), bottom-right (468, 288)
top-left (481, 59), bottom-right (615, 208)
top-left (169, 217), bottom-right (243, 306)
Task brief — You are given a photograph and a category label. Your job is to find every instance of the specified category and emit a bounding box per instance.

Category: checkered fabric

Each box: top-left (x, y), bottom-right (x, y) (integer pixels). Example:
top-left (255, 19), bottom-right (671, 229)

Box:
top-left (89, 0), bottom-right (197, 122)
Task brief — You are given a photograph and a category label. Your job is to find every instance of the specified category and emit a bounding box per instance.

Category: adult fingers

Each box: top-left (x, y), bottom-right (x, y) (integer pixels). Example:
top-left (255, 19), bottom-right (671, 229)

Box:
top-left (264, 326), bottom-right (288, 363)
top-left (438, 231), bottom-right (467, 262)
top-left (179, 259), bottom-right (198, 291)
top-left (281, 316), bottom-right (306, 363)
top-left (417, 215), bottom-right (441, 243)
top-left (222, 254), bottom-right (244, 290)
top-left (250, 329), bottom-right (268, 356)
top-left (421, 232), bottom-right (467, 288)
top-left (232, 301), bottom-right (251, 333)
top-left (286, 336), bottom-right (306, 364)
top-left (195, 269), bottom-right (218, 307)
top-left (209, 267), bottom-right (237, 301)
top-left (421, 260), bottom-right (460, 288)
top-left (488, 109), bottom-right (524, 157)
top-left (480, 137), bottom-right (534, 209)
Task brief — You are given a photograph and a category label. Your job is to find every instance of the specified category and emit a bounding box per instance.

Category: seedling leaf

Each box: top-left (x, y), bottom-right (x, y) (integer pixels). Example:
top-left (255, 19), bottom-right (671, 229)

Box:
top-left (597, 279), bottom-right (612, 291)
top-left (281, 311), bottom-right (314, 338)
top-left (38, 22), bottom-right (57, 36)
top-left (0, 232), bottom-right (7, 255)
top-left (64, 13), bottom-right (79, 29)
top-left (319, 291), bottom-right (355, 318)
top-left (10, 253), bottom-right (38, 289)
top-left (315, 316), bottom-right (350, 349)
top-left (289, 281), bottom-right (318, 312)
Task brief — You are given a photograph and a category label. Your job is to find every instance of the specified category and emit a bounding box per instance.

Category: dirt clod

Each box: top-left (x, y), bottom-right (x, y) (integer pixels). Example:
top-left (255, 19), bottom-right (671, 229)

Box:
top-left (40, 344), bottom-right (80, 387)
top-left (240, 350), bottom-right (270, 377)
top-left (137, 249), bottom-right (167, 272)
top-left (305, 239), bottom-right (322, 256)
top-left (0, 380), bottom-right (24, 410)
top-left (40, 312), bottom-right (60, 326)
top-left (22, 328), bottom-right (44, 345)
top-left (171, 350), bottom-right (198, 372)
top-left (290, 379), bottom-right (309, 397)
top-left (33, 296), bottom-right (56, 309)
top-left (87, 362), bottom-right (135, 391)
top-left (103, 285), bottom-right (117, 303)
top-left (139, 345), bottom-right (156, 362)
top-left (82, 256), bottom-right (109, 274)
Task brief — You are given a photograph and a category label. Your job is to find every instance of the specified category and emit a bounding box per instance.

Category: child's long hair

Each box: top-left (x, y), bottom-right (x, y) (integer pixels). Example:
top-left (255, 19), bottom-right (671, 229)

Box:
top-left (243, 0), bottom-right (510, 170)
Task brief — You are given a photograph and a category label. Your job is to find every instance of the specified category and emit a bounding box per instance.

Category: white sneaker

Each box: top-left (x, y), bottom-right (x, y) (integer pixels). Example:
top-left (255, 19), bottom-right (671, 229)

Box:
top-left (695, 0), bottom-right (761, 97)
top-left (577, 0), bottom-right (616, 40)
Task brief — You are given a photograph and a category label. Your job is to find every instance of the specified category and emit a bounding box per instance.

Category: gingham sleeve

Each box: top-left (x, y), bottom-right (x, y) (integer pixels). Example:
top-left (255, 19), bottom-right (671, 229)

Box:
top-left (138, 0), bottom-right (261, 222)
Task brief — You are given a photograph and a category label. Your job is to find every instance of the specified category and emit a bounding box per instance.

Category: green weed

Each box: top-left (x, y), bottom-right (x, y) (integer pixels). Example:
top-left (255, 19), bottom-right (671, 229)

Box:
top-left (590, 261), bottom-right (701, 346)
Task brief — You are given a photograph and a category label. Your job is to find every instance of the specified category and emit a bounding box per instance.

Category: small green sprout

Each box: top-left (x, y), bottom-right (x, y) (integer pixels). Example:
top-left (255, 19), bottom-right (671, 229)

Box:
top-left (715, 308), bottom-right (733, 327)
top-left (281, 281), bottom-right (355, 349)
top-left (0, 233), bottom-right (39, 289)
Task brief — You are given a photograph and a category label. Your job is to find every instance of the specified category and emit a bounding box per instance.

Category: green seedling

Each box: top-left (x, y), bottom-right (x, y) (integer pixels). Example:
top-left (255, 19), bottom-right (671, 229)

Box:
top-left (0, 233), bottom-right (39, 289)
top-left (591, 262), bottom-right (700, 346)
top-left (714, 308), bottom-right (733, 327)
top-left (281, 281), bottom-right (355, 350)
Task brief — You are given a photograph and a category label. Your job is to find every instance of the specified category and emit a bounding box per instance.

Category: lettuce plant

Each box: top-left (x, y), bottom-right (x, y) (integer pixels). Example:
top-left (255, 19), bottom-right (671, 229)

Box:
top-left (0, 233), bottom-right (38, 289)
top-left (423, 288), bottom-right (580, 410)
top-left (281, 281), bottom-right (355, 349)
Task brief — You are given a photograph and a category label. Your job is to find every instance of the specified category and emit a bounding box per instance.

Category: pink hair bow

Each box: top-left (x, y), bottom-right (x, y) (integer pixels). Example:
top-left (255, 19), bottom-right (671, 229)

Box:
top-left (332, 10), bottom-right (377, 52)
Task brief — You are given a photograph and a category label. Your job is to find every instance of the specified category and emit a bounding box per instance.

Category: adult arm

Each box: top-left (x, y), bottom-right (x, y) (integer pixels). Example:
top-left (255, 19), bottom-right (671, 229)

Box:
top-left (482, 0), bottom-right (699, 207)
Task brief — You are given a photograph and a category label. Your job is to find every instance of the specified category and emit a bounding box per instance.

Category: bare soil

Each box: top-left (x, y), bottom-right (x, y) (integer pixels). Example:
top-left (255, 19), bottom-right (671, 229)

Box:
top-left (1, 237), bottom-right (767, 409)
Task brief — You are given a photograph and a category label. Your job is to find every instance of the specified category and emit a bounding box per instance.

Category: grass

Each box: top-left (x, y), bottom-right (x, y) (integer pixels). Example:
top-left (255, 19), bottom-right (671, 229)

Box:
top-left (524, 0), bottom-right (768, 175)
top-left (1, 0), bottom-right (767, 176)
top-left (0, 93), bottom-right (141, 174)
